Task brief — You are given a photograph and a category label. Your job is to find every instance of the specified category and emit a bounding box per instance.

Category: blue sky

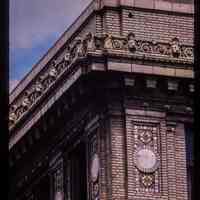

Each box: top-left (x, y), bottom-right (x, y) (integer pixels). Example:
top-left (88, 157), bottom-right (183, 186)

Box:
top-left (9, 0), bottom-right (92, 92)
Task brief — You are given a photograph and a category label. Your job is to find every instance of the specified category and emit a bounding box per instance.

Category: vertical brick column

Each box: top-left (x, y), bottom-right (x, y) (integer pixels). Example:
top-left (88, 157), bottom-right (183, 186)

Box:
top-left (175, 123), bottom-right (188, 200)
top-left (86, 115), bottom-right (111, 200)
top-left (166, 122), bottom-right (177, 200)
top-left (49, 153), bottom-right (64, 200)
top-left (160, 120), bottom-right (168, 197)
top-left (125, 114), bottom-right (136, 198)
top-left (109, 115), bottom-right (126, 200)
top-left (99, 117), bottom-right (109, 200)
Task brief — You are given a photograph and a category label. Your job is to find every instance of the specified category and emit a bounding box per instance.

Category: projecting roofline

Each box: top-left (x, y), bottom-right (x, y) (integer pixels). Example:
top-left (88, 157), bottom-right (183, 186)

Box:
top-left (9, 0), bottom-right (98, 103)
top-left (9, 0), bottom-right (194, 148)
top-left (10, 0), bottom-right (194, 104)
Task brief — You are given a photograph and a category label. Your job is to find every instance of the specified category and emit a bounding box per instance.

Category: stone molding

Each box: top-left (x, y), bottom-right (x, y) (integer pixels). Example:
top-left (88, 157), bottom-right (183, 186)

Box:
top-left (9, 32), bottom-right (193, 131)
top-left (9, 0), bottom-right (97, 103)
top-left (9, 68), bottom-right (83, 149)
top-left (10, 0), bottom-right (194, 103)
top-left (100, 0), bottom-right (194, 14)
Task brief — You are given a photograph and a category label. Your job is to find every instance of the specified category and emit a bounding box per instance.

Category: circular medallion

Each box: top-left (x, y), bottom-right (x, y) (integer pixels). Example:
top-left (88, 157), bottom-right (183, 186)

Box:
top-left (55, 191), bottom-right (64, 200)
top-left (93, 182), bottom-right (99, 197)
top-left (91, 154), bottom-right (100, 182)
top-left (134, 148), bottom-right (159, 173)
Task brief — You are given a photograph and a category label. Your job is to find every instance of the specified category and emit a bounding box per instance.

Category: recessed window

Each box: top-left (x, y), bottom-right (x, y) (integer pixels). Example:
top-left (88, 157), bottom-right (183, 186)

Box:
top-left (185, 124), bottom-right (193, 200)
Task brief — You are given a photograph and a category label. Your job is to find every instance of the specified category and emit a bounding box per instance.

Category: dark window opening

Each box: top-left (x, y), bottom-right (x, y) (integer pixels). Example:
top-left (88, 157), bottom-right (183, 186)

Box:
top-left (185, 124), bottom-right (193, 200)
top-left (69, 142), bottom-right (87, 200)
top-left (34, 175), bottom-right (50, 200)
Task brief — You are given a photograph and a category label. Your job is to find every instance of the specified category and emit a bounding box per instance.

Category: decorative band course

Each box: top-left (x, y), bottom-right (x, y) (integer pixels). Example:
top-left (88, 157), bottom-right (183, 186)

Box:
top-left (9, 32), bottom-right (194, 130)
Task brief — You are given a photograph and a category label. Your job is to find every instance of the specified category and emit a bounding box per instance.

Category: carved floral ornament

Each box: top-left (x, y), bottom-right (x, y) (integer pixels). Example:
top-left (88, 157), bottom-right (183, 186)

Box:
top-left (9, 32), bottom-right (193, 129)
top-left (141, 174), bottom-right (154, 188)
top-left (95, 32), bottom-right (193, 60)
top-left (138, 127), bottom-right (153, 144)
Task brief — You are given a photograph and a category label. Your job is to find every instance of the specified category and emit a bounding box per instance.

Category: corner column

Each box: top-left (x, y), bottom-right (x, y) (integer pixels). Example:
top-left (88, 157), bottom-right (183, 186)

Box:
top-left (49, 153), bottom-right (64, 200)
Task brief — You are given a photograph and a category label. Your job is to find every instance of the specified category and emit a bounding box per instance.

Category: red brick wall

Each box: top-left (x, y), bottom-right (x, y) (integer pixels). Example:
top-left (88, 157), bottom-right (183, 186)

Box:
top-left (103, 9), bottom-right (121, 35)
top-left (122, 9), bottom-right (193, 45)
top-left (109, 115), bottom-right (126, 200)
top-left (99, 7), bottom-right (193, 45)
top-left (125, 110), bottom-right (169, 200)
top-left (175, 123), bottom-right (188, 200)
top-left (101, 109), bottom-right (189, 200)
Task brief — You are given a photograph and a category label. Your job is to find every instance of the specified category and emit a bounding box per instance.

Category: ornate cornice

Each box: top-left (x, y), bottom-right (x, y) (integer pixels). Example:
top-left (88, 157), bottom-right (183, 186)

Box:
top-left (9, 32), bottom-right (194, 131)
top-left (94, 33), bottom-right (193, 63)
top-left (9, 0), bottom-right (97, 103)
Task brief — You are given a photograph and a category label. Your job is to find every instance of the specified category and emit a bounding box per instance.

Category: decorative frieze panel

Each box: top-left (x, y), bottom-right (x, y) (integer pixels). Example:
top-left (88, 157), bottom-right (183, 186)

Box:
top-left (9, 31), bottom-right (193, 131)
top-left (9, 32), bottom-right (96, 130)
top-left (133, 123), bottom-right (161, 193)
top-left (125, 109), bottom-right (171, 199)
top-left (94, 33), bottom-right (193, 61)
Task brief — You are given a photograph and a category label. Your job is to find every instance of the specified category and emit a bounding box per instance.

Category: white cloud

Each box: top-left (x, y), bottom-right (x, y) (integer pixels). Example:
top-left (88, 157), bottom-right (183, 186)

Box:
top-left (10, 0), bottom-right (92, 49)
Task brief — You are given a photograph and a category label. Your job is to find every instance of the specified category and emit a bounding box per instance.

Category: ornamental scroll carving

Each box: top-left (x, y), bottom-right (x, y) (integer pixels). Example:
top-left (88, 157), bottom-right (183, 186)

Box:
top-left (9, 32), bottom-right (193, 129)
top-left (92, 32), bottom-right (193, 60)
top-left (9, 32), bottom-right (96, 129)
